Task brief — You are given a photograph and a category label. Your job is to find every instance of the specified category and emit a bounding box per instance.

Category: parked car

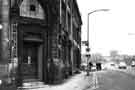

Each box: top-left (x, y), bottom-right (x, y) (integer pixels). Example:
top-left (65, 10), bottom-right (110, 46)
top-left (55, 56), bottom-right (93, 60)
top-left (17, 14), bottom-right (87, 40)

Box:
top-left (118, 62), bottom-right (127, 69)
top-left (91, 65), bottom-right (96, 71)
top-left (131, 61), bottom-right (135, 67)
top-left (103, 62), bottom-right (117, 70)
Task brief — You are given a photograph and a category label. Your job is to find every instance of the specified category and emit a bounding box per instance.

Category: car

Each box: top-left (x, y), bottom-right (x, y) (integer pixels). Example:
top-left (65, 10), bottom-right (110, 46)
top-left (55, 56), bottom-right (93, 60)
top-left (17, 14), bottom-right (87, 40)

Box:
top-left (91, 65), bottom-right (96, 71)
top-left (131, 61), bottom-right (135, 67)
top-left (118, 62), bottom-right (127, 69)
top-left (103, 62), bottom-right (117, 70)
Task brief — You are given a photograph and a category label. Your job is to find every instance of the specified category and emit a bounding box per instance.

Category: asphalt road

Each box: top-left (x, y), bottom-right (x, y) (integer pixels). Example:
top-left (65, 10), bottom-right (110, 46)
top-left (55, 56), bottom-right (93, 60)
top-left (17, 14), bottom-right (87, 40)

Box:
top-left (87, 70), bottom-right (135, 90)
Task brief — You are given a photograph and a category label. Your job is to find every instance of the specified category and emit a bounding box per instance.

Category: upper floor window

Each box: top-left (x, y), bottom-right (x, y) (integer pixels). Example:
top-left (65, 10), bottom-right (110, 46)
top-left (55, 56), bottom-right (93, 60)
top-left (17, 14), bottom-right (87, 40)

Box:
top-left (30, 4), bottom-right (36, 11)
top-left (20, 0), bottom-right (45, 19)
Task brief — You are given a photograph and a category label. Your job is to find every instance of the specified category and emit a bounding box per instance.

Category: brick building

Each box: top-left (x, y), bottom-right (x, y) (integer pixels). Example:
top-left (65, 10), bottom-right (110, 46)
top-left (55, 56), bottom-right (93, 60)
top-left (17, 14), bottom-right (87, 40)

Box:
top-left (0, 0), bottom-right (82, 88)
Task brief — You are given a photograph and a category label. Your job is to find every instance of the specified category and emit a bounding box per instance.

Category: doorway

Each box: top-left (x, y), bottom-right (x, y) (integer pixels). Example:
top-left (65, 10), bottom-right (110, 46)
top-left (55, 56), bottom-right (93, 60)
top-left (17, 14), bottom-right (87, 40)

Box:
top-left (18, 23), bottom-right (45, 81)
top-left (21, 41), bottom-right (42, 80)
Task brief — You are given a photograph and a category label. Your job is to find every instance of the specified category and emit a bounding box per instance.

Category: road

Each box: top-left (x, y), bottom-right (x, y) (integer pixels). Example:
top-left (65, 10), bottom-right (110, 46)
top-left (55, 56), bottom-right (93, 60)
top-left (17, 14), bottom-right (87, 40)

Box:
top-left (86, 69), bottom-right (135, 90)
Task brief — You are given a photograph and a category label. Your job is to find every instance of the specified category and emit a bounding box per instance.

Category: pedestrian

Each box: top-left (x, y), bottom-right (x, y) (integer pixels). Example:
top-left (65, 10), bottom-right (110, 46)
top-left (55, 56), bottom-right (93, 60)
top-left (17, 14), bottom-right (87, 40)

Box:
top-left (89, 62), bottom-right (93, 71)
top-left (96, 63), bottom-right (101, 71)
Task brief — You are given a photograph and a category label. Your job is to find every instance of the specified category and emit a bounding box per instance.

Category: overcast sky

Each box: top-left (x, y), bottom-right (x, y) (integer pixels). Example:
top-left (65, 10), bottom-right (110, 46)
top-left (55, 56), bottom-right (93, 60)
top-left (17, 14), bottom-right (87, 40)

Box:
top-left (77, 0), bottom-right (135, 56)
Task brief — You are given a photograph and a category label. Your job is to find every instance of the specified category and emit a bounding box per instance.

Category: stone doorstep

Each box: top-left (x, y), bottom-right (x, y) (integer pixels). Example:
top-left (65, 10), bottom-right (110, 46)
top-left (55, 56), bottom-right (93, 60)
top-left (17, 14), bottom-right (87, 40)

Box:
top-left (18, 80), bottom-right (46, 89)
top-left (23, 81), bottom-right (44, 86)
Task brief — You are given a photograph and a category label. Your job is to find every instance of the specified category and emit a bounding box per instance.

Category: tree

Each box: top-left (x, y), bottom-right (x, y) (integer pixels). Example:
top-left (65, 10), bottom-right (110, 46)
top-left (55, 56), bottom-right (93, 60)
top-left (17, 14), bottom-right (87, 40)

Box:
top-left (122, 55), bottom-right (132, 65)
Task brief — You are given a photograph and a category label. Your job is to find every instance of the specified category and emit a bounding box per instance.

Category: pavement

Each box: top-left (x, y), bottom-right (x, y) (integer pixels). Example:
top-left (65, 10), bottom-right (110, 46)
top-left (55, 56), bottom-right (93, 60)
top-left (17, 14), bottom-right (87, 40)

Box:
top-left (126, 67), bottom-right (135, 75)
top-left (17, 67), bottom-right (135, 90)
top-left (19, 71), bottom-right (94, 90)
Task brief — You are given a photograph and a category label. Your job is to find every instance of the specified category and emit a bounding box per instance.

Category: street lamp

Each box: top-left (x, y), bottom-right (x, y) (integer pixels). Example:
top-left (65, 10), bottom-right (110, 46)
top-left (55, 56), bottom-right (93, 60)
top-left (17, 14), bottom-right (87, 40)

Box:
top-left (87, 9), bottom-right (109, 47)
top-left (86, 9), bottom-right (110, 76)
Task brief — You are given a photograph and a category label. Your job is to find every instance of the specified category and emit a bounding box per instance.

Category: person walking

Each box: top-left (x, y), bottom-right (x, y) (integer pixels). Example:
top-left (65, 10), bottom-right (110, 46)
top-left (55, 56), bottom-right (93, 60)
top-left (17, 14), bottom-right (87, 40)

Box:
top-left (89, 62), bottom-right (93, 71)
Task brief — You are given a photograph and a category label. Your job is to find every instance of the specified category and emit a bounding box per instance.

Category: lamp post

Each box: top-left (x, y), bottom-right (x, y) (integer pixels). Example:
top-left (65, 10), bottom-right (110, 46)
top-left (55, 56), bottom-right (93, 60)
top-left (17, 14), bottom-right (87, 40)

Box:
top-left (86, 9), bottom-right (109, 76)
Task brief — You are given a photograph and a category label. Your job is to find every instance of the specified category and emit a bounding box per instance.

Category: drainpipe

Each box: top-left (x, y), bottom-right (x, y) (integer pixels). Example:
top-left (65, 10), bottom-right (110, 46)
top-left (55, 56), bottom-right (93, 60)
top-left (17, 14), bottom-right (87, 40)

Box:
top-left (70, 0), bottom-right (74, 75)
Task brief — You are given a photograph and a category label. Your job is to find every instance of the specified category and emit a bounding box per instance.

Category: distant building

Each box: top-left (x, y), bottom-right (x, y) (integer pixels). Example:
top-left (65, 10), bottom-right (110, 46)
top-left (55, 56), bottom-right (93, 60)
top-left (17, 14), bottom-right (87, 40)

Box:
top-left (110, 50), bottom-right (118, 57)
top-left (0, 0), bottom-right (82, 88)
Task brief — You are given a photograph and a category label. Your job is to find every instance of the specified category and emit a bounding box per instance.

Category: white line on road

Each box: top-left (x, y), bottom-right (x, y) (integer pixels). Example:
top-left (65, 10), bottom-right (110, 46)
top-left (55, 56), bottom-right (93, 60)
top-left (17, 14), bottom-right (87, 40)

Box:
top-left (90, 72), bottom-right (100, 90)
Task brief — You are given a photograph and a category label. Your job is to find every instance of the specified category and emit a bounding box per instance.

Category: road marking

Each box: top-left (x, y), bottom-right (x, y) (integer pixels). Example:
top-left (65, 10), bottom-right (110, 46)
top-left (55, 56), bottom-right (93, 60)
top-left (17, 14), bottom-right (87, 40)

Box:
top-left (90, 72), bottom-right (100, 90)
top-left (85, 71), bottom-right (107, 90)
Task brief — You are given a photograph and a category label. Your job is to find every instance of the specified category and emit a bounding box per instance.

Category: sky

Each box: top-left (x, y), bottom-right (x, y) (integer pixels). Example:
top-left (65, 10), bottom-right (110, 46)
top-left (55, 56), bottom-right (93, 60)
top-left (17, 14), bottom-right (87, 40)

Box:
top-left (77, 0), bottom-right (135, 56)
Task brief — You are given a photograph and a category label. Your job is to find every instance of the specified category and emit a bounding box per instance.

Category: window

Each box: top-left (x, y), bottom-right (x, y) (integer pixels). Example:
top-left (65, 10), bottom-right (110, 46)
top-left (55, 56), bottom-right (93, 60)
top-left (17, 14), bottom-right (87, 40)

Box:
top-left (30, 4), bottom-right (36, 11)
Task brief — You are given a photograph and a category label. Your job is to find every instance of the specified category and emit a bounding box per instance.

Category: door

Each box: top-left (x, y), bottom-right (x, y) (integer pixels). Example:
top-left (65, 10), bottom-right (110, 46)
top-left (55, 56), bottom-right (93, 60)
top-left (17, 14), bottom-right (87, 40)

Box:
top-left (22, 42), bottom-right (38, 79)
